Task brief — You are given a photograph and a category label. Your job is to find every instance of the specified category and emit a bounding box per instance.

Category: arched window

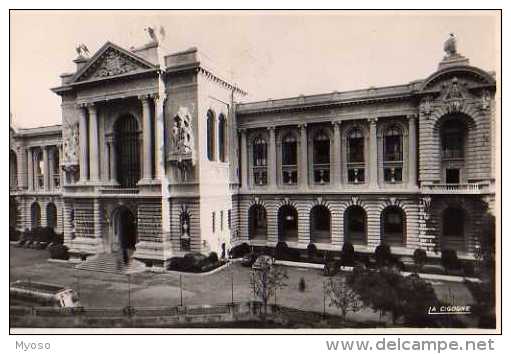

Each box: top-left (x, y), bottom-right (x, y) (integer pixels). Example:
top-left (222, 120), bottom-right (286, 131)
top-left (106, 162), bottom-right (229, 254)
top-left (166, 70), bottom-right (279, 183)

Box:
top-left (278, 205), bottom-right (298, 241)
top-left (442, 207), bottom-right (466, 251)
top-left (218, 114), bottom-right (227, 162)
top-left (381, 206), bottom-right (406, 246)
top-left (114, 114), bottom-right (140, 188)
top-left (34, 149), bottom-right (44, 190)
top-left (31, 202), bottom-right (41, 230)
top-left (46, 203), bottom-right (57, 230)
top-left (248, 204), bottom-right (267, 239)
top-left (310, 205), bottom-right (331, 243)
top-left (180, 211), bottom-right (191, 251)
top-left (252, 136), bottom-right (267, 186)
top-left (282, 134), bottom-right (297, 184)
top-left (313, 131), bottom-right (330, 184)
top-left (383, 126), bottom-right (403, 183)
top-left (440, 118), bottom-right (466, 184)
top-left (10, 198), bottom-right (17, 229)
top-left (207, 110), bottom-right (216, 161)
top-left (344, 206), bottom-right (367, 245)
top-left (347, 128), bottom-right (365, 183)
top-left (10, 150), bottom-right (17, 190)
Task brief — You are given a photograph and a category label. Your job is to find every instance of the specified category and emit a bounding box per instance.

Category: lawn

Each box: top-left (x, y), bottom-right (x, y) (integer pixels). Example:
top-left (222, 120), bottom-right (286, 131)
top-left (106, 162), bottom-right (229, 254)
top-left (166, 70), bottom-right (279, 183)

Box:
top-left (9, 246), bottom-right (477, 326)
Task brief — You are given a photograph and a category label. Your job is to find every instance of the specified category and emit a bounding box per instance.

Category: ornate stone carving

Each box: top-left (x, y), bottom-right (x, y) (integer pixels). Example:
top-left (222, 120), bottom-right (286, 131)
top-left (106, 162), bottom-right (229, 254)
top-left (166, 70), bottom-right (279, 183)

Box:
top-left (82, 48), bottom-right (146, 80)
top-left (62, 122), bottom-right (79, 167)
top-left (443, 33), bottom-right (457, 58)
top-left (168, 107), bottom-right (196, 182)
top-left (480, 89), bottom-right (491, 111)
top-left (420, 96), bottom-right (432, 118)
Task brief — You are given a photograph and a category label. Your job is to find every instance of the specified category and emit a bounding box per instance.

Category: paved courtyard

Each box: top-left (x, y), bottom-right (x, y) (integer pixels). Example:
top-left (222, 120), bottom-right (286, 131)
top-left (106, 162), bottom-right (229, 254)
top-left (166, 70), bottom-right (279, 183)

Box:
top-left (10, 246), bottom-right (475, 325)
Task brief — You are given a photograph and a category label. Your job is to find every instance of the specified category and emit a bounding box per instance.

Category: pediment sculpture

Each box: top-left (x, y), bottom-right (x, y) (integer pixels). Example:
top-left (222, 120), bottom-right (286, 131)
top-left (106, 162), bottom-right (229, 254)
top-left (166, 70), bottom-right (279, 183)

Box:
top-left (79, 48), bottom-right (148, 81)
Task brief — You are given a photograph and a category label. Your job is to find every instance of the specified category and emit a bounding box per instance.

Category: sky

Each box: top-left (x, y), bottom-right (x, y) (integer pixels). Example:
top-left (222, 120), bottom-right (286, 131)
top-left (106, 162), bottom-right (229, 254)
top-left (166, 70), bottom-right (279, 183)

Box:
top-left (10, 10), bottom-right (499, 129)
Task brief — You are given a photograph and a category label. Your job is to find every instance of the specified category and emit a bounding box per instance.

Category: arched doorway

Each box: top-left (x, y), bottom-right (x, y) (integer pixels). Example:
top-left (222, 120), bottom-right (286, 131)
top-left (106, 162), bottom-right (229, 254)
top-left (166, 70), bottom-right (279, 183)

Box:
top-left (114, 114), bottom-right (141, 188)
top-left (31, 202), bottom-right (41, 230)
top-left (344, 206), bottom-right (367, 245)
top-left (46, 203), bottom-right (57, 230)
top-left (310, 205), bottom-right (331, 243)
top-left (248, 204), bottom-right (267, 240)
top-left (441, 207), bottom-right (466, 251)
top-left (109, 206), bottom-right (137, 257)
top-left (381, 206), bottom-right (406, 246)
top-left (278, 205), bottom-right (298, 242)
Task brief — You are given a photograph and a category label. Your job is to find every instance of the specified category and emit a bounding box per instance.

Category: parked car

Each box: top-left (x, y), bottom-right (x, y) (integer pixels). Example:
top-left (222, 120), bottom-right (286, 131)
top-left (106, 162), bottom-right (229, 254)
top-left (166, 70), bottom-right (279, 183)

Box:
top-left (252, 255), bottom-right (274, 270)
top-left (241, 252), bottom-right (258, 267)
top-left (10, 280), bottom-right (80, 308)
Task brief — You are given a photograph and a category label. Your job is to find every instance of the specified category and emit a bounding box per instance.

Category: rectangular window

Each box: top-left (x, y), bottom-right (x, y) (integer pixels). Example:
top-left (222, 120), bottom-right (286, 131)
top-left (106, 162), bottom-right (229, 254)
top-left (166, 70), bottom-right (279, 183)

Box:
top-left (212, 212), bottom-right (215, 233)
top-left (446, 169), bottom-right (460, 184)
top-left (220, 210), bottom-right (224, 231)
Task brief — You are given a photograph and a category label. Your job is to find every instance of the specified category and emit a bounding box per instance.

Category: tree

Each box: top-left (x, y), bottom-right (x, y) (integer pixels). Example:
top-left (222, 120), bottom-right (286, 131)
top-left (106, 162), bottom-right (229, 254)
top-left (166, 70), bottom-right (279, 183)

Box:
top-left (324, 276), bottom-right (361, 321)
top-left (249, 258), bottom-right (288, 314)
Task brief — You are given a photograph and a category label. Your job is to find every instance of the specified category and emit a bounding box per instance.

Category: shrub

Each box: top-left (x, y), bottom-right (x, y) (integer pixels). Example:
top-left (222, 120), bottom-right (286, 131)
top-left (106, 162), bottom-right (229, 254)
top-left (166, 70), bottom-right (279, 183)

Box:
top-left (441, 249), bottom-right (460, 272)
top-left (298, 277), bottom-right (306, 292)
top-left (374, 244), bottom-right (392, 268)
top-left (341, 242), bottom-right (355, 266)
top-left (463, 262), bottom-right (475, 277)
top-left (208, 252), bottom-right (219, 263)
top-left (229, 243), bottom-right (250, 258)
top-left (413, 248), bottom-right (427, 272)
top-left (48, 244), bottom-right (69, 260)
top-left (307, 243), bottom-right (317, 259)
top-left (275, 242), bottom-right (288, 259)
top-left (9, 226), bottom-right (20, 241)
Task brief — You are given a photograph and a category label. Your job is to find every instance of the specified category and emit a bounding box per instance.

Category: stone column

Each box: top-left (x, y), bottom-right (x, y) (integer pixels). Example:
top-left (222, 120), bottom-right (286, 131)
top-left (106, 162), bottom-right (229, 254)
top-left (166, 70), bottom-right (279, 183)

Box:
top-left (43, 147), bottom-right (49, 191)
top-left (78, 104), bottom-right (89, 183)
top-left (368, 117), bottom-right (378, 188)
top-left (267, 126), bottom-right (277, 188)
top-left (408, 114), bottom-right (417, 188)
top-left (240, 129), bottom-right (248, 189)
top-left (88, 103), bottom-right (100, 182)
top-left (27, 148), bottom-right (33, 191)
top-left (140, 95), bottom-right (153, 181)
top-left (332, 121), bottom-right (342, 186)
top-left (18, 148), bottom-right (26, 188)
top-left (48, 147), bottom-right (55, 190)
top-left (108, 139), bottom-right (118, 184)
top-left (299, 124), bottom-right (308, 188)
top-left (58, 144), bottom-right (63, 188)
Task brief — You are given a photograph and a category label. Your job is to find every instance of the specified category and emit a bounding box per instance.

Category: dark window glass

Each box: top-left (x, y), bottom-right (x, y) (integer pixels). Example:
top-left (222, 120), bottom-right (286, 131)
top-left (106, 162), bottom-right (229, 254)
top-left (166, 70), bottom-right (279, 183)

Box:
top-left (282, 134), bottom-right (297, 166)
top-left (207, 111), bottom-right (215, 161)
top-left (384, 126), bottom-right (403, 161)
top-left (446, 169), bottom-right (460, 184)
top-left (348, 129), bottom-right (364, 163)
top-left (253, 137), bottom-right (267, 167)
top-left (218, 115), bottom-right (227, 162)
top-left (441, 120), bottom-right (464, 159)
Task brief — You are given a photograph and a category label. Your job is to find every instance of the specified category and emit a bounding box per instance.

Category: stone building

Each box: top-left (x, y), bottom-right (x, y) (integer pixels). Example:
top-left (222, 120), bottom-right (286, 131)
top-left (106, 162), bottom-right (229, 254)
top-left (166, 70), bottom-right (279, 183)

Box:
top-left (9, 35), bottom-right (497, 268)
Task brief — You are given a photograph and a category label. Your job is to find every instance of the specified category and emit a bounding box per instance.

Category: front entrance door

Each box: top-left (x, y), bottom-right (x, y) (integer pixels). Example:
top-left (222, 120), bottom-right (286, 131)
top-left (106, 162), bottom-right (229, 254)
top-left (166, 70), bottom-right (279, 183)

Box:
top-left (108, 207), bottom-right (137, 255)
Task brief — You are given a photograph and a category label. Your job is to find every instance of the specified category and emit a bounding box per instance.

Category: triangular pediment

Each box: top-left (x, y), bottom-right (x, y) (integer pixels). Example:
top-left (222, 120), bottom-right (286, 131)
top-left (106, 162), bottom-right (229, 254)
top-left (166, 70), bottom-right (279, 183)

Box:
top-left (71, 42), bottom-right (156, 83)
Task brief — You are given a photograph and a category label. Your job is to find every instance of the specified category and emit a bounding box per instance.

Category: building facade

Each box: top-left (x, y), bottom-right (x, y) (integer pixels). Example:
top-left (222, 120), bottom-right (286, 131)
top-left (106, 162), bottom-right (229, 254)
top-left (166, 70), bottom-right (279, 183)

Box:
top-left (9, 36), bottom-right (497, 267)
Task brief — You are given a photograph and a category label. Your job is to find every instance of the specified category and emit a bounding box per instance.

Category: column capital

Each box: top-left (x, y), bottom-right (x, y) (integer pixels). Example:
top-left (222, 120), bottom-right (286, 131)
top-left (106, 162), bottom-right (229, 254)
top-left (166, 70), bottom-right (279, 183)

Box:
top-left (138, 94), bottom-right (151, 102)
top-left (298, 123), bottom-right (307, 130)
top-left (266, 126), bottom-right (276, 132)
top-left (238, 128), bottom-right (247, 134)
top-left (368, 117), bottom-right (378, 125)
top-left (332, 120), bottom-right (341, 128)
top-left (407, 114), bottom-right (418, 121)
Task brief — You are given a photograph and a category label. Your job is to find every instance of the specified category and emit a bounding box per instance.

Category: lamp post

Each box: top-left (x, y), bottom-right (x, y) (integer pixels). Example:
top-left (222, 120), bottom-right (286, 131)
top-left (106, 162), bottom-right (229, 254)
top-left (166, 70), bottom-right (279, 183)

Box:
top-left (179, 274), bottom-right (183, 307)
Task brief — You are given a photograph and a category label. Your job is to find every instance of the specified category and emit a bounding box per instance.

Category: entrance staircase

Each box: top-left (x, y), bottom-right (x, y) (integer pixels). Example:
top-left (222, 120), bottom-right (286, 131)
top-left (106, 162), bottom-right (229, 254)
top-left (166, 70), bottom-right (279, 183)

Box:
top-left (75, 253), bottom-right (146, 274)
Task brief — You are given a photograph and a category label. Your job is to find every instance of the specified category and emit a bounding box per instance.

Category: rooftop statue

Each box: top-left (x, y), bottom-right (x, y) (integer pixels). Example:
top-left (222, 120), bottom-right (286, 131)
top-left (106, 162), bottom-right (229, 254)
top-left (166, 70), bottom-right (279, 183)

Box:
top-left (75, 43), bottom-right (90, 58)
top-left (443, 33), bottom-right (457, 57)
